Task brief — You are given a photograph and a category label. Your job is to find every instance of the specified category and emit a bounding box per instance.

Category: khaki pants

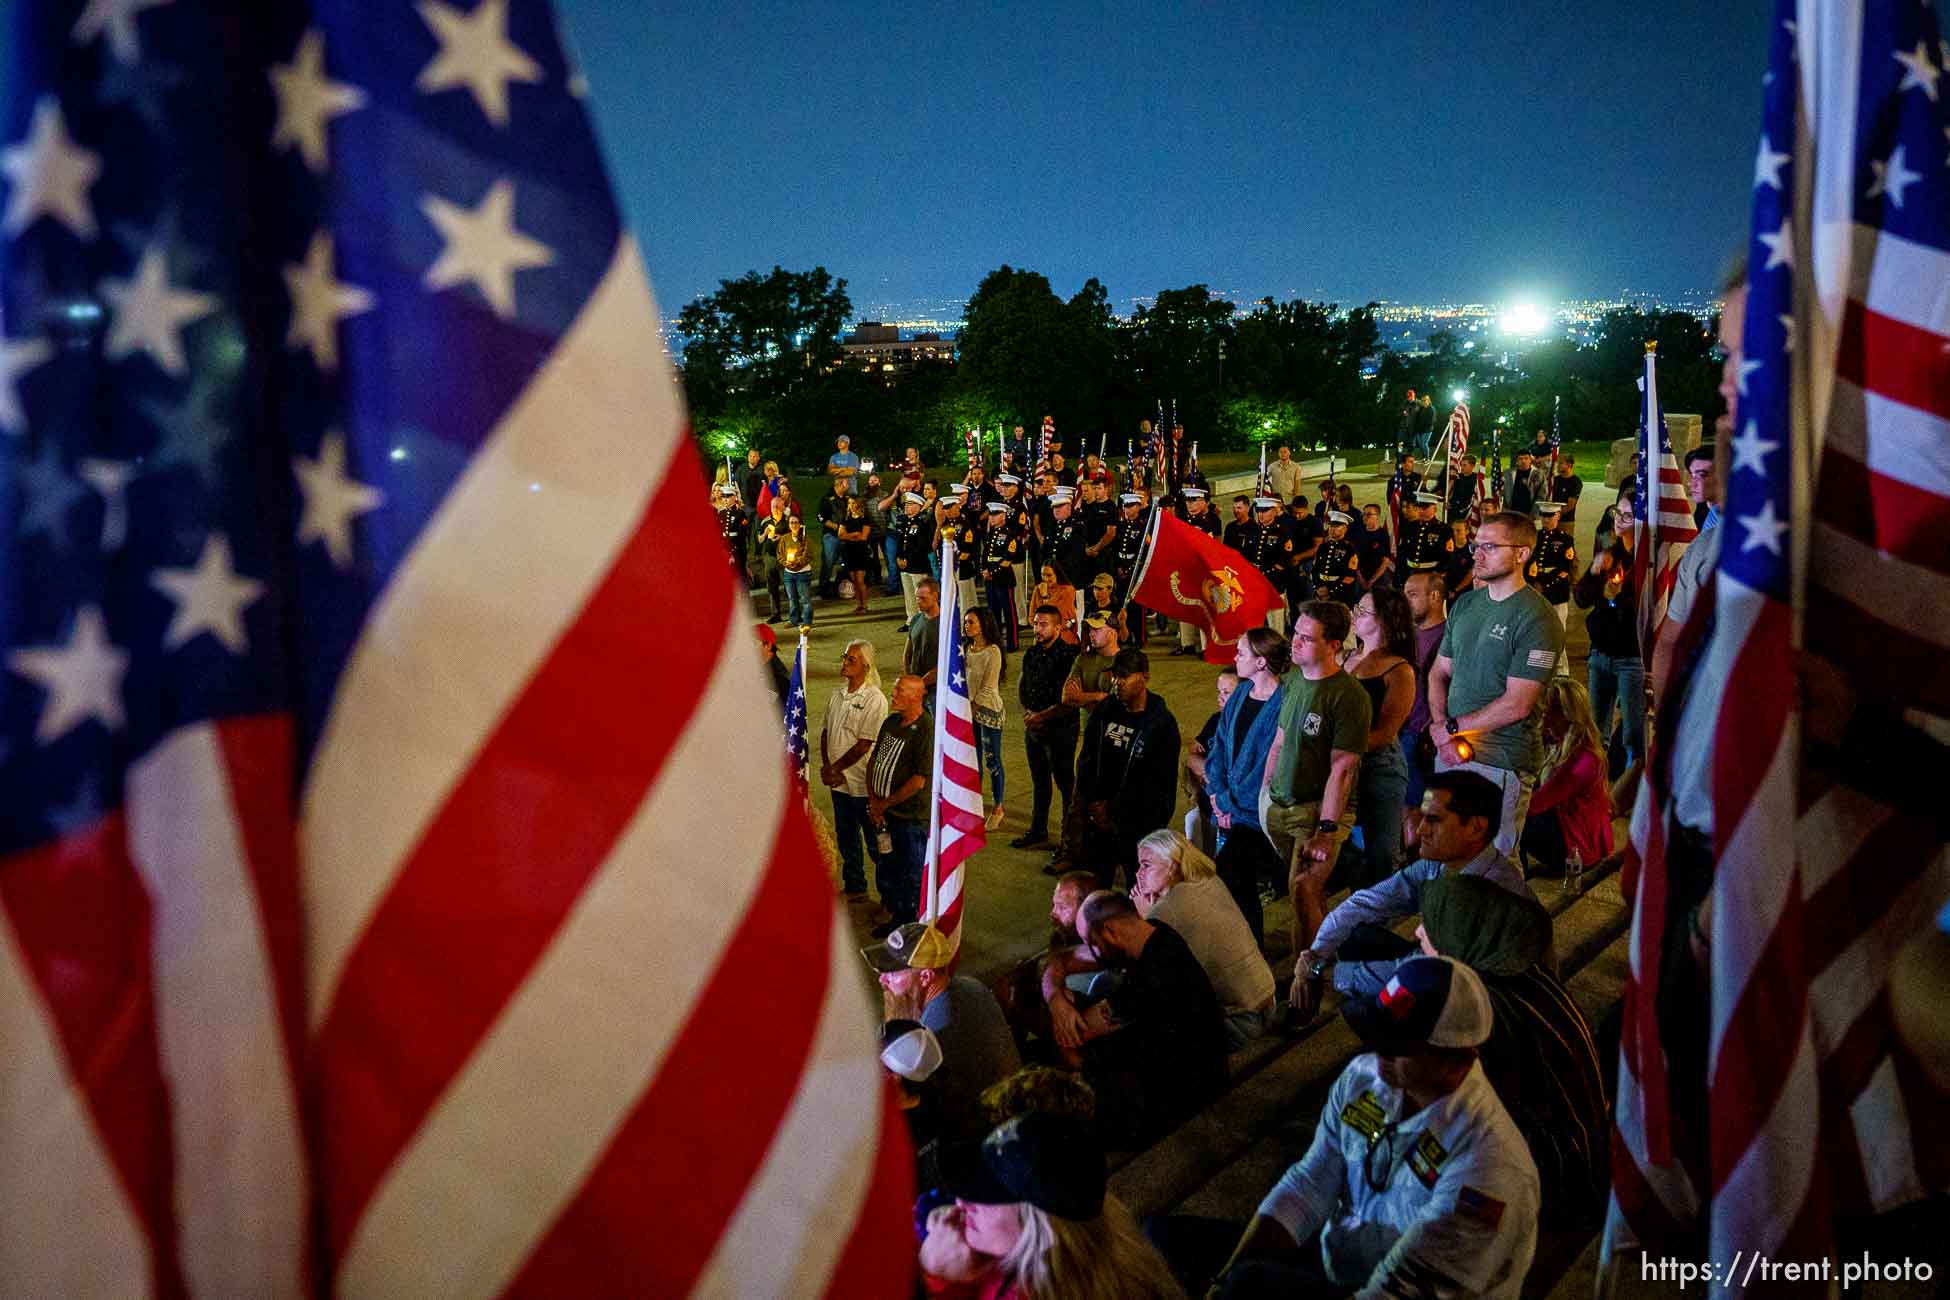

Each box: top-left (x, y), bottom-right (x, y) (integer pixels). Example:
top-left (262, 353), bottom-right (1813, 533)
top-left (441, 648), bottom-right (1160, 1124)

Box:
top-left (1259, 792), bottom-right (1353, 954)
top-left (901, 571), bottom-right (924, 622)
top-left (1551, 601), bottom-right (1570, 677)
top-left (1013, 561), bottom-right (1030, 621)
top-left (1430, 756), bottom-right (1536, 859)
top-left (1177, 620), bottom-right (1204, 651)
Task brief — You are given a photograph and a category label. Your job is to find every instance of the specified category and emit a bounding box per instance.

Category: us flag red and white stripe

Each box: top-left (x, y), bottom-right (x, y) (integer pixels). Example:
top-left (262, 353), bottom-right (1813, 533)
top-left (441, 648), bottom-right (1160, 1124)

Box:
top-left (1632, 344), bottom-right (1699, 651)
top-left (922, 538), bottom-right (984, 950)
top-left (1, 3), bottom-right (911, 1296)
top-left (1607, 1), bottom-right (1950, 1293)
top-left (1446, 395), bottom-right (1471, 459)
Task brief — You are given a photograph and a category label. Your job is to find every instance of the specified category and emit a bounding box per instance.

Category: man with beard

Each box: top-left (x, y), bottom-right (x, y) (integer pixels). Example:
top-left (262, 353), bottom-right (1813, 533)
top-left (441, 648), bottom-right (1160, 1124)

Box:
top-left (1426, 512), bottom-right (1563, 858)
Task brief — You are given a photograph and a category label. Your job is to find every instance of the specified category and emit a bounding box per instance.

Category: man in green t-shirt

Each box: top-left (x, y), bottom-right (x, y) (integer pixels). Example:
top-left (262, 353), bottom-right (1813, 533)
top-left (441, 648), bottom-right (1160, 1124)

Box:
top-left (1260, 600), bottom-right (1370, 982)
top-left (1428, 511), bottom-right (1564, 858)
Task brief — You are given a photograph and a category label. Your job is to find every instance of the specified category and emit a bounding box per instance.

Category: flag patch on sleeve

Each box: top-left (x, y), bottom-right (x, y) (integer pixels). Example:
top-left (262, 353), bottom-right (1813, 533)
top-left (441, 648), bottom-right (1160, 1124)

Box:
top-left (1456, 1185), bottom-right (1507, 1228)
top-left (1527, 649), bottom-right (1556, 668)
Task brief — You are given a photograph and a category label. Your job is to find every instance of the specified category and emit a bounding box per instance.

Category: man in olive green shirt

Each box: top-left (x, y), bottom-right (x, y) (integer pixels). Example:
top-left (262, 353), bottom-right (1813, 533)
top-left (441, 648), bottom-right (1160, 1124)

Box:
top-left (1427, 511), bottom-right (1564, 858)
top-left (1260, 600), bottom-right (1370, 988)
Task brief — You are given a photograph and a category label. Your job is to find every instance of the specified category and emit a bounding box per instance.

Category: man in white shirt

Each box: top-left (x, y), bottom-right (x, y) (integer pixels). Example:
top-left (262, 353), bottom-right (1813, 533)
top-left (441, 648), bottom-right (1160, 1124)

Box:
top-left (821, 639), bottom-right (890, 901)
top-left (1154, 956), bottom-right (1539, 1299)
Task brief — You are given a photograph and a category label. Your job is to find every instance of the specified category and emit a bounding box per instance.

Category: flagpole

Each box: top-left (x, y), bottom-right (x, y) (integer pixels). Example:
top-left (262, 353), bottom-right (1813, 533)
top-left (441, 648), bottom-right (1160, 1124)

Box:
top-left (923, 535), bottom-right (956, 927)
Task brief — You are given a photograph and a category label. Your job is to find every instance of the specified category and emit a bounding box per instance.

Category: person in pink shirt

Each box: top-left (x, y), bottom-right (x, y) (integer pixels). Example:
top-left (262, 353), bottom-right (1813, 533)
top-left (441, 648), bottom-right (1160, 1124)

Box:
top-left (1519, 678), bottom-right (1613, 876)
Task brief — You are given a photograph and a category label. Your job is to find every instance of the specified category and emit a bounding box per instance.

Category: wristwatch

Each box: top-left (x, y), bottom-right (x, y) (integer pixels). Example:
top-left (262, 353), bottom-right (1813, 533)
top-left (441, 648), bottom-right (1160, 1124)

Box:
top-left (1445, 717), bottom-right (1463, 737)
top-left (1316, 819), bottom-right (1340, 834)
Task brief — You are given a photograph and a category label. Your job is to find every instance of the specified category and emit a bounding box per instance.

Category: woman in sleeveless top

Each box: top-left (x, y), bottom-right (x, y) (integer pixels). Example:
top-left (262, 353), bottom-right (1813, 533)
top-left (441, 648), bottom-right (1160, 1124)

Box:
top-left (1342, 588), bottom-right (1418, 891)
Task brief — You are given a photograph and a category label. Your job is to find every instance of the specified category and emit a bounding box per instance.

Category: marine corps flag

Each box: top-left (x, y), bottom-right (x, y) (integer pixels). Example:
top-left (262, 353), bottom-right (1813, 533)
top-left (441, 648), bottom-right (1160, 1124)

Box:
top-left (1128, 510), bottom-right (1283, 665)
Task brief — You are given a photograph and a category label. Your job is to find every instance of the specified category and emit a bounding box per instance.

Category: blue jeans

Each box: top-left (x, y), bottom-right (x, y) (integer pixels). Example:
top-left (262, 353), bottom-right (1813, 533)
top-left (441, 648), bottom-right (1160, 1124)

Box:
top-left (819, 531), bottom-right (842, 591)
top-left (1588, 650), bottom-right (1646, 769)
top-left (830, 791), bottom-right (876, 894)
top-left (878, 820), bottom-right (929, 922)
top-left (1350, 740), bottom-right (1409, 891)
top-left (782, 570), bottom-right (813, 626)
top-left (882, 532), bottom-right (901, 593)
top-left (975, 722), bottom-right (1005, 805)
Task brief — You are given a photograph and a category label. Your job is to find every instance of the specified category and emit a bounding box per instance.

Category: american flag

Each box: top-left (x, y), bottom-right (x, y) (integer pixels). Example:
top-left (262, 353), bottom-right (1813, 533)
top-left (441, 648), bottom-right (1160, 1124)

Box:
top-left (1632, 344), bottom-right (1699, 650)
top-left (1446, 395), bottom-right (1471, 459)
top-left (923, 538), bottom-right (984, 951)
top-left (1489, 424), bottom-right (1505, 502)
top-left (0, 3), bottom-right (910, 1295)
top-left (1607, 2), bottom-right (1950, 1292)
top-left (1543, 393), bottom-right (1563, 501)
top-left (785, 632), bottom-right (810, 795)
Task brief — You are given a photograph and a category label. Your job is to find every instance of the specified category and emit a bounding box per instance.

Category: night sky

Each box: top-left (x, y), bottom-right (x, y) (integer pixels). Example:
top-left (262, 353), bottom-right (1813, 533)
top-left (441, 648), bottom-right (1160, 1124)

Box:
top-left (561, 1), bottom-right (1779, 314)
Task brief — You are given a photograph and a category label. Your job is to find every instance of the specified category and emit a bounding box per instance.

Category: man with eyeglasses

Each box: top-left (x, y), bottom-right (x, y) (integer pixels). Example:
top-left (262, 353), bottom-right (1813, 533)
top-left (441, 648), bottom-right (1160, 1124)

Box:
top-left (1426, 511), bottom-right (1564, 858)
top-left (1152, 956), bottom-right (1539, 1299)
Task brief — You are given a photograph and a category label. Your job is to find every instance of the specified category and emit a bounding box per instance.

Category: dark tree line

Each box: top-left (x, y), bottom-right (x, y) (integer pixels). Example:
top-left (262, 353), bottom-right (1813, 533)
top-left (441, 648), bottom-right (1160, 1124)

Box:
top-left (677, 263), bottom-right (1725, 469)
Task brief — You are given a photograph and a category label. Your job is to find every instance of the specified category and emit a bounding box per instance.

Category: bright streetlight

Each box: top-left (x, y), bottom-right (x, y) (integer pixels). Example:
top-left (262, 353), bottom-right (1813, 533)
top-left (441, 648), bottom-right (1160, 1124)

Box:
top-left (1452, 388), bottom-right (1469, 404)
top-left (1499, 302), bottom-right (1548, 337)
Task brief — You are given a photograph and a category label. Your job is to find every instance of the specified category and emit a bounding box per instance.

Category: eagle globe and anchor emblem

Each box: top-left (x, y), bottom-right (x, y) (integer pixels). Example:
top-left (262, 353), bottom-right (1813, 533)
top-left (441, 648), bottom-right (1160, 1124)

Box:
top-left (1169, 564), bottom-right (1246, 618)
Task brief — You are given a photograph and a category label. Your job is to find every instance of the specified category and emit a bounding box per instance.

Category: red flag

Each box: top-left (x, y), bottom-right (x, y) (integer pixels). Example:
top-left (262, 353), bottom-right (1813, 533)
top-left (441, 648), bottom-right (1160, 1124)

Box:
top-left (1129, 511), bottom-right (1283, 665)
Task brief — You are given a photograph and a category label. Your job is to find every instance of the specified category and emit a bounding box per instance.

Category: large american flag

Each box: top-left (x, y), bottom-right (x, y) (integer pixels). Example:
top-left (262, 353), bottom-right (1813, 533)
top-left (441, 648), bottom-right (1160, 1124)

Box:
top-left (1446, 395), bottom-right (1471, 459)
top-left (1608, 1), bottom-right (1950, 1291)
top-left (1632, 344), bottom-right (1698, 650)
top-left (923, 538), bottom-right (983, 950)
top-left (0, 3), bottom-right (910, 1295)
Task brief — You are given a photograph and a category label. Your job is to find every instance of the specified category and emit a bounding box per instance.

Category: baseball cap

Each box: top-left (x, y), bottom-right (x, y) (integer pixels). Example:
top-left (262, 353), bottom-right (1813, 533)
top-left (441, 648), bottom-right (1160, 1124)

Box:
top-left (753, 622), bottom-right (776, 647)
top-left (1341, 955), bottom-right (1494, 1054)
top-left (1081, 612), bottom-right (1111, 629)
top-left (879, 1019), bottom-right (944, 1082)
top-left (861, 922), bottom-right (955, 973)
top-left (1109, 647), bottom-right (1150, 677)
top-left (942, 1113), bottom-right (1106, 1221)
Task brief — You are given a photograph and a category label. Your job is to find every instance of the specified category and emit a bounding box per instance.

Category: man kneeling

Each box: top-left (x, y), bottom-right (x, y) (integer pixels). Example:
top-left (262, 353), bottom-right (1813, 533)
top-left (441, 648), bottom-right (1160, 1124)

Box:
top-left (1150, 956), bottom-right (1539, 1298)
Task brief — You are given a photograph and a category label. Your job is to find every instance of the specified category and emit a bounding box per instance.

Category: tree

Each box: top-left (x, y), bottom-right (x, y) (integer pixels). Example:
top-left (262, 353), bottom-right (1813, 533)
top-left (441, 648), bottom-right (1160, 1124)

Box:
top-left (675, 266), bottom-right (852, 411)
top-left (955, 266), bottom-right (1117, 434)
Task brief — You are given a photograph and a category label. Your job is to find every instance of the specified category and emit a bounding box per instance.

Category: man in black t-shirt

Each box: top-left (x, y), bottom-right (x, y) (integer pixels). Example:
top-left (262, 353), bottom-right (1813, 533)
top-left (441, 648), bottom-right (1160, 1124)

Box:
top-left (1016, 606), bottom-right (1083, 849)
top-left (1072, 891), bottom-right (1229, 1144)
top-left (1551, 454), bottom-right (1584, 523)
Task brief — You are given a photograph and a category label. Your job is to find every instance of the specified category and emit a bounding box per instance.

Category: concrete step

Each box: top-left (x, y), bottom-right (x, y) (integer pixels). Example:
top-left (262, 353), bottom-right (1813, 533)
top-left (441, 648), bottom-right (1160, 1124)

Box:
top-left (1110, 853), bottom-right (1633, 1220)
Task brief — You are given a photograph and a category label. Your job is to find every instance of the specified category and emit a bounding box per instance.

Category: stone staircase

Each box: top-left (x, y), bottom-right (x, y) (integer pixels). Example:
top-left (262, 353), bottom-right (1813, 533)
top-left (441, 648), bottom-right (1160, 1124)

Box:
top-left (1106, 855), bottom-right (1634, 1298)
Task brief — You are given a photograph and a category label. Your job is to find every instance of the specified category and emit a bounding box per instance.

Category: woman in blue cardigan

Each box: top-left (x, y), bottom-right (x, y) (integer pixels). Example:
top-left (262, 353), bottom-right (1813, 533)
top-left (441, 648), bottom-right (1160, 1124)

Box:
top-left (1200, 626), bottom-right (1290, 943)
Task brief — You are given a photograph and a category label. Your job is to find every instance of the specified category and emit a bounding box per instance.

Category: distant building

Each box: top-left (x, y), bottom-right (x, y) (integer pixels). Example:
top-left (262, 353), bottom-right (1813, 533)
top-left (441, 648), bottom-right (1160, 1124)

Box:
top-left (833, 322), bottom-right (956, 382)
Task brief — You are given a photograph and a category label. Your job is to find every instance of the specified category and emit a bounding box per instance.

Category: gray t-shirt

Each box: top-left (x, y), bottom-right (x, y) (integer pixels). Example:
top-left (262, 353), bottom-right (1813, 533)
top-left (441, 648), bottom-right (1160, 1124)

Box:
top-left (1438, 585), bottom-right (1563, 775)
top-left (921, 975), bottom-right (1023, 1140)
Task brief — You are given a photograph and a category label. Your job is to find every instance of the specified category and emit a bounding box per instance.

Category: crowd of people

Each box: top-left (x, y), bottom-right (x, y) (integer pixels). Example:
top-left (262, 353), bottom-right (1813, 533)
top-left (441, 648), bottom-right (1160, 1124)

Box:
top-left (722, 291), bottom-right (1800, 1296)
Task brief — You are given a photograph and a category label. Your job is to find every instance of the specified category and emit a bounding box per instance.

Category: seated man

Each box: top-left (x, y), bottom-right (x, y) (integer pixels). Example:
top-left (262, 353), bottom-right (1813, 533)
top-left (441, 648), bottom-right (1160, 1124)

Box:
top-left (1417, 875), bottom-right (1608, 1227)
top-left (1292, 771), bottom-right (1533, 1016)
top-left (1061, 891), bottom-right (1230, 1146)
top-left (865, 922), bottom-right (1022, 1143)
top-left (1151, 956), bottom-right (1540, 1299)
top-left (993, 871), bottom-right (1099, 1049)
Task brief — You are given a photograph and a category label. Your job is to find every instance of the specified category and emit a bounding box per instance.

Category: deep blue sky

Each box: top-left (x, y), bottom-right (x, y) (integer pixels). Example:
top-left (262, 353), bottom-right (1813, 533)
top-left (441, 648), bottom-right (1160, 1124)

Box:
top-left (562, 1), bottom-right (1776, 315)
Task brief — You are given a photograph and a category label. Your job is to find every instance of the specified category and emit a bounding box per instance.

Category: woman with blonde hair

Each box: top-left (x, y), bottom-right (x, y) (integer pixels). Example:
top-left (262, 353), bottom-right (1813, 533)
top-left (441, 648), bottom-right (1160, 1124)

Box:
top-left (922, 1113), bottom-right (1185, 1300)
top-left (1521, 676), bottom-right (1614, 876)
top-left (1132, 828), bottom-right (1274, 1047)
